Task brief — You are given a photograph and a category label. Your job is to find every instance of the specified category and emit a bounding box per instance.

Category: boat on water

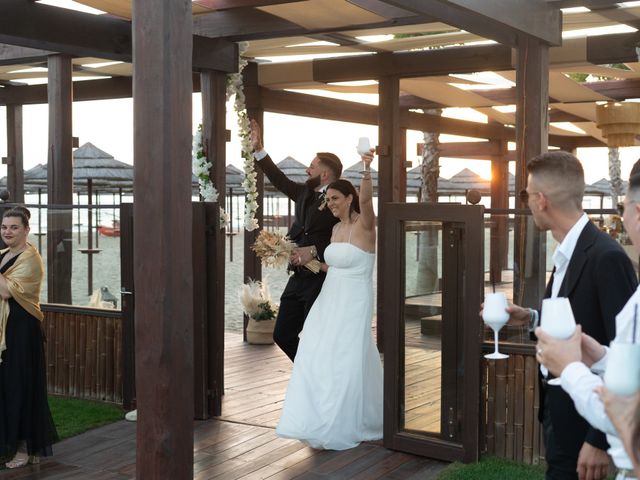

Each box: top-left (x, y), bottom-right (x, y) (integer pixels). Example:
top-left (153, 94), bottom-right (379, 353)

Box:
top-left (98, 221), bottom-right (120, 237)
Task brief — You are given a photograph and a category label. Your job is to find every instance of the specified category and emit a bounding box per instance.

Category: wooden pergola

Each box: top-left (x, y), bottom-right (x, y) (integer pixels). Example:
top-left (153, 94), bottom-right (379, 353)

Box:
top-left (2, 0), bottom-right (640, 477)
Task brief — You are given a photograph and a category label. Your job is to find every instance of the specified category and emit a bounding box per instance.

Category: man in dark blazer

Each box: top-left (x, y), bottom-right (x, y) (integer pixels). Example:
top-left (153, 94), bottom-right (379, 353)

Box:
top-left (505, 151), bottom-right (637, 480)
top-left (250, 119), bottom-right (342, 361)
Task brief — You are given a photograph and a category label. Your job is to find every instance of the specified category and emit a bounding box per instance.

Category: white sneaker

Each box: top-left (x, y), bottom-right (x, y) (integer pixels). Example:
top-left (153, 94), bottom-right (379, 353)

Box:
top-left (125, 409), bottom-right (137, 422)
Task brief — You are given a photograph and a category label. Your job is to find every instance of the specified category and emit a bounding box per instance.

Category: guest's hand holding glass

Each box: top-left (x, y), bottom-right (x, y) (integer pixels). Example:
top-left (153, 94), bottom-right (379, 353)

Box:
top-left (535, 297), bottom-right (579, 385)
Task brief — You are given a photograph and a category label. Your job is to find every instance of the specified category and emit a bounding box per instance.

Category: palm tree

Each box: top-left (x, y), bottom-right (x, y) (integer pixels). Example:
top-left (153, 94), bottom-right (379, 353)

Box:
top-left (416, 108), bottom-right (442, 293)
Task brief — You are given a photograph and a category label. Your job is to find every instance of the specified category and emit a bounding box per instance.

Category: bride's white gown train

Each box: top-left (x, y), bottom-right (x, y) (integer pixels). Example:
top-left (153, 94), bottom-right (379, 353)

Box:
top-left (275, 241), bottom-right (383, 450)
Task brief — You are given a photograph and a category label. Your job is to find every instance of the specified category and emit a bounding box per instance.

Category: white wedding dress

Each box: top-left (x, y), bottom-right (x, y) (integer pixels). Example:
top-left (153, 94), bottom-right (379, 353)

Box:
top-left (275, 240), bottom-right (383, 450)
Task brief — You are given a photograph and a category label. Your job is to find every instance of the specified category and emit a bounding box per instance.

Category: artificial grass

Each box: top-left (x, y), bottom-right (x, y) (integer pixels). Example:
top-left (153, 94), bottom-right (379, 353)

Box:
top-left (48, 396), bottom-right (124, 440)
top-left (437, 456), bottom-right (545, 480)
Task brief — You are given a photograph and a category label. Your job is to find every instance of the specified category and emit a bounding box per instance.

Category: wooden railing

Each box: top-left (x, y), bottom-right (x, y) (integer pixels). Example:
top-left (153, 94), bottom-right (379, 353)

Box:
top-left (42, 304), bottom-right (123, 404)
top-left (482, 342), bottom-right (545, 465)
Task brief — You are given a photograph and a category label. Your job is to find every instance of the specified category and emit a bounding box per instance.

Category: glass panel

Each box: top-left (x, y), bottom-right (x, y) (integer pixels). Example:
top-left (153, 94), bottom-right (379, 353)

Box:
top-left (402, 220), bottom-right (443, 436)
top-left (32, 203), bottom-right (122, 308)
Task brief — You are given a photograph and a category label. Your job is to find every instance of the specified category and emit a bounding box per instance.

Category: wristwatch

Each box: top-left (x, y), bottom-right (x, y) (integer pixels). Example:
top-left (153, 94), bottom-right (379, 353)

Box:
top-left (309, 246), bottom-right (318, 259)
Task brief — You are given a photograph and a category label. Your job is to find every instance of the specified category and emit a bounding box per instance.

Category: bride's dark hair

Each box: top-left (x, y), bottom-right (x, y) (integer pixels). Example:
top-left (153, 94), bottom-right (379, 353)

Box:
top-left (326, 179), bottom-right (360, 215)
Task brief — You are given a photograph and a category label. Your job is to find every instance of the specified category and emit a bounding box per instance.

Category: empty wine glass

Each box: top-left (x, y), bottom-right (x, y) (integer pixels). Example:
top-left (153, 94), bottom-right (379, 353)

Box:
top-left (540, 297), bottom-right (576, 385)
top-left (604, 343), bottom-right (640, 396)
top-left (483, 292), bottom-right (509, 360)
top-left (357, 137), bottom-right (371, 156)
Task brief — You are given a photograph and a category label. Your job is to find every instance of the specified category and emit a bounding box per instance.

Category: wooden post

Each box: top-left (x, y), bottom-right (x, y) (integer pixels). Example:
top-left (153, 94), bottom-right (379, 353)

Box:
top-left (377, 75), bottom-right (402, 351)
top-left (6, 104), bottom-right (24, 203)
top-left (132, 1), bottom-right (194, 478)
top-left (490, 138), bottom-right (509, 284)
top-left (47, 54), bottom-right (73, 304)
top-left (243, 62), bottom-right (264, 341)
top-left (399, 127), bottom-right (408, 201)
top-left (514, 36), bottom-right (549, 307)
top-left (201, 70), bottom-right (226, 417)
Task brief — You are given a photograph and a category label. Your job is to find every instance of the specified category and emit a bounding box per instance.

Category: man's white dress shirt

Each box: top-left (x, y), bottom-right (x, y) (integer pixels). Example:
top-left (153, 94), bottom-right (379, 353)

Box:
top-left (560, 286), bottom-right (640, 470)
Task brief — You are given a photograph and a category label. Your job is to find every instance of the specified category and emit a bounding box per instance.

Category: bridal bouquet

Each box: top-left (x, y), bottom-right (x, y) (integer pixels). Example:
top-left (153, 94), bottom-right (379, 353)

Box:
top-left (251, 230), bottom-right (321, 273)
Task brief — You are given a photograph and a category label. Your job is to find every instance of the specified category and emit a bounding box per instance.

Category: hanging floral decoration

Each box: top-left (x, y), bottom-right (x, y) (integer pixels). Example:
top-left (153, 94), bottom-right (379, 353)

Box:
top-left (192, 124), bottom-right (229, 229)
top-left (193, 41), bottom-right (257, 232)
top-left (227, 42), bottom-right (259, 231)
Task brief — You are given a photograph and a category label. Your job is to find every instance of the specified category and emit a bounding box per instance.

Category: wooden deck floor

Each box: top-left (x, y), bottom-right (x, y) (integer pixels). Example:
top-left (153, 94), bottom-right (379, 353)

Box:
top-left (1, 331), bottom-right (447, 479)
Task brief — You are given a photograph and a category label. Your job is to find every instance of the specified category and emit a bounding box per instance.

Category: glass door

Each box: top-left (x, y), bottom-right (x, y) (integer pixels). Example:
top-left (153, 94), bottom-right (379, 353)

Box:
top-left (382, 203), bottom-right (484, 462)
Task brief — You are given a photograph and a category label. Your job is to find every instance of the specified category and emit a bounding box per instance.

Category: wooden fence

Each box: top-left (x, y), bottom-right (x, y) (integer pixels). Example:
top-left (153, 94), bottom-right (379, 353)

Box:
top-left (42, 304), bottom-right (123, 404)
top-left (482, 343), bottom-right (545, 465)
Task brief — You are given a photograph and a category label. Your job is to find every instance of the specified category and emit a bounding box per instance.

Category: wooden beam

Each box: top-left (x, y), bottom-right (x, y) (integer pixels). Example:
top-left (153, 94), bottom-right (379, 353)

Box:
top-left (193, 7), bottom-right (433, 41)
top-left (0, 0), bottom-right (238, 72)
top-left (437, 141), bottom-right (506, 158)
top-left (313, 44), bottom-right (513, 82)
top-left (0, 75), bottom-right (206, 106)
top-left (544, 0), bottom-right (622, 7)
top-left (377, 75), bottom-right (402, 352)
top-left (194, 0), bottom-right (305, 8)
top-left (0, 44), bottom-right (52, 66)
top-left (514, 35), bottom-right (549, 307)
top-left (6, 104), bottom-right (24, 202)
top-left (243, 62), bottom-right (264, 342)
top-left (200, 70), bottom-right (226, 417)
top-left (380, 0), bottom-right (562, 46)
top-left (46, 54), bottom-right (73, 305)
top-left (489, 138), bottom-right (509, 283)
top-left (348, 0), bottom-right (420, 18)
top-left (586, 78), bottom-right (640, 99)
top-left (549, 109), bottom-right (589, 123)
top-left (587, 31), bottom-right (640, 65)
top-left (399, 94), bottom-right (443, 110)
top-left (132, 0), bottom-right (194, 477)
top-left (258, 88), bottom-right (601, 147)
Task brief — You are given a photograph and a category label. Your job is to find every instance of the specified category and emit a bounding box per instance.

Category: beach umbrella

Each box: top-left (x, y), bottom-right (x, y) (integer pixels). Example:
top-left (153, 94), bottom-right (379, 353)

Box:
top-left (587, 178), bottom-right (628, 196)
top-left (448, 168), bottom-right (491, 194)
top-left (342, 162), bottom-right (378, 192)
top-left (406, 166), bottom-right (455, 196)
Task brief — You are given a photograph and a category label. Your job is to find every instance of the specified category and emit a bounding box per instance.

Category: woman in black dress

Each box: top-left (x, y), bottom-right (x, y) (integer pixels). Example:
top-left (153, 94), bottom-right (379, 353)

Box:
top-left (0, 207), bottom-right (57, 468)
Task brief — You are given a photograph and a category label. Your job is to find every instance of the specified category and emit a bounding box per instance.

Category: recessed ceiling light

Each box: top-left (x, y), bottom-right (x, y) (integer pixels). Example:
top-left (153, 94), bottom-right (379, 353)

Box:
top-left (37, 0), bottom-right (105, 14)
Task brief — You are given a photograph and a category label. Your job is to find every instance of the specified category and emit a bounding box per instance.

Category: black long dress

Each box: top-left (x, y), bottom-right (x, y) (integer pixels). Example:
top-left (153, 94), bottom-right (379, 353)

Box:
top-left (0, 252), bottom-right (58, 457)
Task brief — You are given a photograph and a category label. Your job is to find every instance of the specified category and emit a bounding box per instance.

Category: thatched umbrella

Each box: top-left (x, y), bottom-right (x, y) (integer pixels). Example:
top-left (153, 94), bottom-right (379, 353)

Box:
top-left (406, 166), bottom-right (455, 197)
top-left (342, 162), bottom-right (378, 192)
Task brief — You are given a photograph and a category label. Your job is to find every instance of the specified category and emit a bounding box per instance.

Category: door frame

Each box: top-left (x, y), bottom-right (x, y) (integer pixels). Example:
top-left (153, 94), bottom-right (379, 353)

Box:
top-left (382, 203), bottom-right (484, 463)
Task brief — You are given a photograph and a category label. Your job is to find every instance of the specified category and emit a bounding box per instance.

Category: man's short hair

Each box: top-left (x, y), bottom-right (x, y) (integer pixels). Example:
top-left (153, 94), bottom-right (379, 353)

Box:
top-left (628, 159), bottom-right (640, 198)
top-left (317, 152), bottom-right (343, 179)
top-left (527, 150), bottom-right (585, 210)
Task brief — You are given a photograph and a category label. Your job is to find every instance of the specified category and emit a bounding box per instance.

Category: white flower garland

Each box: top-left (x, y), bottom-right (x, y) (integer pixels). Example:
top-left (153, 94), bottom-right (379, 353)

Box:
top-left (228, 42), bottom-right (259, 232)
top-left (193, 41), bottom-right (257, 232)
top-left (192, 124), bottom-right (229, 229)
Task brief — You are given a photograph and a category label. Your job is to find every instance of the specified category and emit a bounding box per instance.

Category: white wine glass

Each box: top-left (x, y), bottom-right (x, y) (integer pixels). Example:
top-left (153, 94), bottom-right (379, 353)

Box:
top-left (357, 137), bottom-right (371, 172)
top-left (604, 343), bottom-right (640, 396)
top-left (540, 297), bottom-right (576, 385)
top-left (357, 137), bottom-right (371, 155)
top-left (483, 292), bottom-right (509, 360)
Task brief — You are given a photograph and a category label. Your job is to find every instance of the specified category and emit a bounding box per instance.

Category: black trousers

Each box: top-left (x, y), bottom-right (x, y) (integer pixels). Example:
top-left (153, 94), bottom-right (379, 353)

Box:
top-left (543, 392), bottom-right (580, 480)
top-left (273, 270), bottom-right (326, 361)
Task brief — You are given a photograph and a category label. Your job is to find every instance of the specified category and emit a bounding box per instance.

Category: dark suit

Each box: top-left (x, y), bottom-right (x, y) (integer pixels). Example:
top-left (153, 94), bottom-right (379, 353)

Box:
top-left (539, 220), bottom-right (637, 479)
top-left (257, 154), bottom-right (339, 360)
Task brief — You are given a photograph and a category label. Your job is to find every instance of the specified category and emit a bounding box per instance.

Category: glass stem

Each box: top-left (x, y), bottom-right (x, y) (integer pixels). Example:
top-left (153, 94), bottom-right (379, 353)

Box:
top-left (494, 329), bottom-right (500, 354)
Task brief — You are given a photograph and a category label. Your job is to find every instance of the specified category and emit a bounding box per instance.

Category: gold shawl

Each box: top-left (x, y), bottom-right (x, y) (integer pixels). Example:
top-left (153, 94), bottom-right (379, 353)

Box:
top-left (0, 243), bottom-right (44, 362)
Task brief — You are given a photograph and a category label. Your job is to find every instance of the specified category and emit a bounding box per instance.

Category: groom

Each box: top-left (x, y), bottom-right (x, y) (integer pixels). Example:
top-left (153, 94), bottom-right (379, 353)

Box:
top-left (250, 119), bottom-right (342, 361)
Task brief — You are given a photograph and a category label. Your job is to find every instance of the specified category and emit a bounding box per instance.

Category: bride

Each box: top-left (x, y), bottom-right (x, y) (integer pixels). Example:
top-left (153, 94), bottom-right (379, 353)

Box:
top-left (275, 150), bottom-right (383, 450)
